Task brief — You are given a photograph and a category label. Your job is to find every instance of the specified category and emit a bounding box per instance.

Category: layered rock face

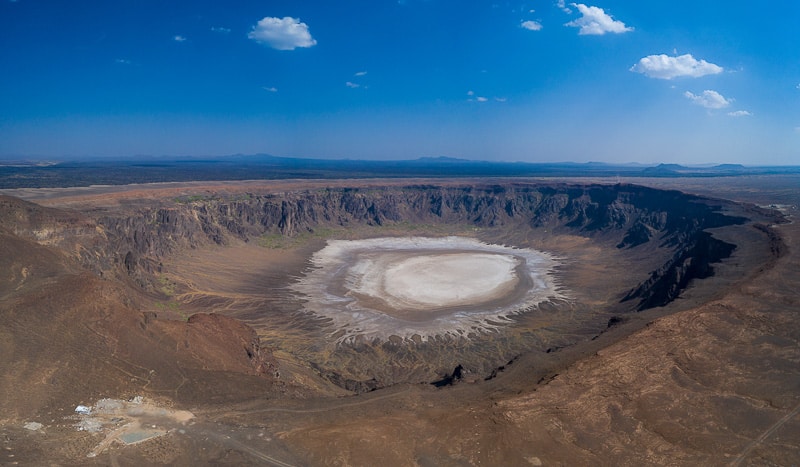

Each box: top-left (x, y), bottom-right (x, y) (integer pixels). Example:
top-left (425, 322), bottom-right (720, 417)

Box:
top-left (91, 183), bottom-right (746, 312)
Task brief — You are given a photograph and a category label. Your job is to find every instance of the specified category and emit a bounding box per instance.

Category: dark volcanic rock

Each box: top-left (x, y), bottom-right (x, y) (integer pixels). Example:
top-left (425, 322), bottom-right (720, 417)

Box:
top-left (310, 364), bottom-right (381, 393)
top-left (622, 231), bottom-right (738, 310)
top-left (87, 183), bottom-right (747, 310)
top-left (432, 364), bottom-right (466, 387)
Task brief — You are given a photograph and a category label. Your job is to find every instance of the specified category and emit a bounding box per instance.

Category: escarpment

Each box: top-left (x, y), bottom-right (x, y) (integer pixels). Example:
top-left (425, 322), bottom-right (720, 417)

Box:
top-left (91, 184), bottom-right (748, 312)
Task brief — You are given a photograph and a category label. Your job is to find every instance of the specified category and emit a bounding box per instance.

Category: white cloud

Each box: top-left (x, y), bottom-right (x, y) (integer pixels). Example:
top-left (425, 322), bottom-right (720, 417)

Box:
top-left (211, 27), bottom-right (231, 33)
top-left (346, 82), bottom-right (360, 88)
top-left (684, 90), bottom-right (732, 109)
top-left (521, 20), bottom-right (543, 31)
top-left (248, 16), bottom-right (317, 51)
top-left (115, 58), bottom-right (131, 65)
top-left (466, 91), bottom-right (501, 102)
top-left (728, 110), bottom-right (752, 117)
top-left (556, 0), bottom-right (572, 14)
top-left (796, 83), bottom-right (800, 90)
top-left (630, 53), bottom-right (723, 79)
top-left (262, 86), bottom-right (278, 92)
top-left (565, 4), bottom-right (632, 35)
top-left (354, 71), bottom-right (367, 77)
top-left (174, 35), bottom-right (187, 42)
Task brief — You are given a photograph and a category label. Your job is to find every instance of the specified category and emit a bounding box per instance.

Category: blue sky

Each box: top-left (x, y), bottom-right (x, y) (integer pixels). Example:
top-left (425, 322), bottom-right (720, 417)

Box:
top-left (1, 1), bottom-right (798, 165)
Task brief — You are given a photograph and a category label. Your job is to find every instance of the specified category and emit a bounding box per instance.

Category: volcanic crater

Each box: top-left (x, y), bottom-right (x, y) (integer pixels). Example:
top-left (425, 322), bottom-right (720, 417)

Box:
top-left (1, 177), bottom-right (794, 465)
top-left (1, 181), bottom-right (767, 393)
top-left (1, 173), bottom-right (797, 466)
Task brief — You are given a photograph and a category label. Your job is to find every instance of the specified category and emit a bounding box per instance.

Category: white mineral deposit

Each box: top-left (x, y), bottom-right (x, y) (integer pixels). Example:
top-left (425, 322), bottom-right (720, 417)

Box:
top-left (291, 236), bottom-right (564, 341)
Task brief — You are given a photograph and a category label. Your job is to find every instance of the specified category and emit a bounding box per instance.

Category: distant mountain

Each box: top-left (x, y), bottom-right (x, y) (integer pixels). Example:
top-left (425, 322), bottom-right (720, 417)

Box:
top-left (1, 154), bottom-right (799, 189)
top-left (712, 164), bottom-right (747, 171)
top-left (414, 156), bottom-right (475, 164)
top-left (643, 163), bottom-right (688, 172)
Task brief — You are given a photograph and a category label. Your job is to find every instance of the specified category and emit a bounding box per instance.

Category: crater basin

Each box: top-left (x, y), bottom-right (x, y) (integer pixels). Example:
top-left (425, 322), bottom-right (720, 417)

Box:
top-left (291, 236), bottom-right (563, 341)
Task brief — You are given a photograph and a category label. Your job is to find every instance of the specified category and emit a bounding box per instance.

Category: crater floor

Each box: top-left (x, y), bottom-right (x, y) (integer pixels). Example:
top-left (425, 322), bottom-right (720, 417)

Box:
top-left (375, 252), bottom-right (519, 309)
top-left (291, 236), bottom-right (563, 340)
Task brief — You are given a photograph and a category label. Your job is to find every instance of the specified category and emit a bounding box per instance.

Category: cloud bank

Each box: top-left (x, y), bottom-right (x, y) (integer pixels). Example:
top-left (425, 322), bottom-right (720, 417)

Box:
top-left (565, 4), bottom-right (632, 35)
top-left (630, 53), bottom-right (723, 79)
top-left (248, 16), bottom-right (317, 50)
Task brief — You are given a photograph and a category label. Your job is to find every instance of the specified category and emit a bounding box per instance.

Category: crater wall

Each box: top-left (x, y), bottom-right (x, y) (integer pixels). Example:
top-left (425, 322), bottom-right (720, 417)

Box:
top-left (0, 181), bottom-right (778, 392)
top-left (0, 181), bottom-right (780, 392)
top-left (91, 183), bottom-right (746, 312)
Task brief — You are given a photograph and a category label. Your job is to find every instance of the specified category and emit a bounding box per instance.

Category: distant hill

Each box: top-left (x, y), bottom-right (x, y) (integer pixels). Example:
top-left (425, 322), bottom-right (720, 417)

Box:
top-left (0, 154), bottom-right (798, 189)
top-left (711, 164), bottom-right (747, 172)
top-left (414, 156), bottom-right (474, 164)
top-left (642, 164), bottom-right (686, 174)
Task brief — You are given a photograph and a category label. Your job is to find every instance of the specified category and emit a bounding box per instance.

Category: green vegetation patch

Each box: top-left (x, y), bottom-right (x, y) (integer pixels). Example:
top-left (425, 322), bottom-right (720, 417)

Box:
top-left (154, 301), bottom-right (188, 321)
top-left (157, 275), bottom-right (177, 297)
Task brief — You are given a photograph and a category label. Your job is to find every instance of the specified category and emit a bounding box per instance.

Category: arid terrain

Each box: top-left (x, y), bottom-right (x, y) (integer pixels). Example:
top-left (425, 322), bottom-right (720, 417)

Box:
top-left (0, 176), bottom-right (797, 466)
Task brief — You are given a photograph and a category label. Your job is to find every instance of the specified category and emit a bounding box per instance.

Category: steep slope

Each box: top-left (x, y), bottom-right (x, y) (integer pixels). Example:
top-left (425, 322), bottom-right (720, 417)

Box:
top-left (0, 197), bottom-right (284, 422)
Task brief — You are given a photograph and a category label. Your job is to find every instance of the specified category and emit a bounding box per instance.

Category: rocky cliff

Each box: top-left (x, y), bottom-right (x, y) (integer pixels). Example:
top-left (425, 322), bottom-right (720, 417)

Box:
top-left (76, 183), bottom-right (749, 311)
